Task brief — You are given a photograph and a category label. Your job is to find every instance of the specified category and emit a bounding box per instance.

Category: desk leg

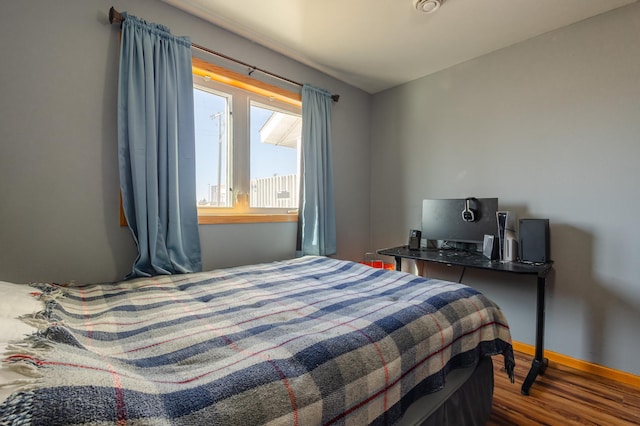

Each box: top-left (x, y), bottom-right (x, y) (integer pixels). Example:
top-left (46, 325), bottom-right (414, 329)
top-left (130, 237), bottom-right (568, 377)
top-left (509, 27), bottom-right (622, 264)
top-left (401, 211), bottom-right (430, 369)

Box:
top-left (521, 276), bottom-right (549, 395)
top-left (394, 256), bottom-right (402, 271)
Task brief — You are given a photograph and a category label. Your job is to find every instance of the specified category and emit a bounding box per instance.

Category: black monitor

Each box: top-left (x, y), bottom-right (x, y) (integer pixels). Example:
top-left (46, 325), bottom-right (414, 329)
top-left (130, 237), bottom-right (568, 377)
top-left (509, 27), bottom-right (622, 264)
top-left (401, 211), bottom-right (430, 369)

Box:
top-left (421, 198), bottom-right (499, 246)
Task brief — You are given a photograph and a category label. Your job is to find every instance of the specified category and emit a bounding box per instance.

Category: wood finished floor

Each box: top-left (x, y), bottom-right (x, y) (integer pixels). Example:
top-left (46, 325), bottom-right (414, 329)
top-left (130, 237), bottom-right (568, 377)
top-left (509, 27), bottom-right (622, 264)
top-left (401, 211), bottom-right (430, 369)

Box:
top-left (488, 351), bottom-right (640, 425)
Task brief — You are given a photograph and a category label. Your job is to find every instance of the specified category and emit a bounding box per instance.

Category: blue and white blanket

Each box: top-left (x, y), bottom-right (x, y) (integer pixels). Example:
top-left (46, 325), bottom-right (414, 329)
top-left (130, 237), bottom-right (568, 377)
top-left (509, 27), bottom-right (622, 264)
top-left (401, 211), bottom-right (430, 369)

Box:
top-left (1, 256), bottom-right (514, 425)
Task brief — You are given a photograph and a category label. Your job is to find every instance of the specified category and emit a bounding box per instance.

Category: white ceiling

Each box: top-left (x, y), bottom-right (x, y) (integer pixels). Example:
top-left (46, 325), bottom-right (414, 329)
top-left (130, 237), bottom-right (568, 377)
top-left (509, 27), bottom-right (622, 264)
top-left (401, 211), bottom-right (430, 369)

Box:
top-left (162, 0), bottom-right (636, 94)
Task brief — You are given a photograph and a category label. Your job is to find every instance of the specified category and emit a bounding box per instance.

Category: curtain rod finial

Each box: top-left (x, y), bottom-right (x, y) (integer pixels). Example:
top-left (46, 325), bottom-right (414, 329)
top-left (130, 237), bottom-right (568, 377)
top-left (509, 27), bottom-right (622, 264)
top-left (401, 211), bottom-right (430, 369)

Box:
top-left (331, 94), bottom-right (340, 102)
top-left (109, 6), bottom-right (124, 24)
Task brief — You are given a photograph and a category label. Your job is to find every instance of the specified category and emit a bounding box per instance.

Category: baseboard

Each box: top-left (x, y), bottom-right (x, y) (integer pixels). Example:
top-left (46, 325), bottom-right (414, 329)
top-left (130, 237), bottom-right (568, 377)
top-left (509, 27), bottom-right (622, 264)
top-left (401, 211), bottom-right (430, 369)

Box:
top-left (512, 341), bottom-right (640, 388)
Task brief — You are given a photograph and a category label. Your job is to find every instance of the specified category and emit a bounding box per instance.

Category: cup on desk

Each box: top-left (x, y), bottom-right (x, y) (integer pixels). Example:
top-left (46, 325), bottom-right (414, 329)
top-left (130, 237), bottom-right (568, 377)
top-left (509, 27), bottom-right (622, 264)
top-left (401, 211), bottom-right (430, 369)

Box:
top-left (505, 238), bottom-right (518, 262)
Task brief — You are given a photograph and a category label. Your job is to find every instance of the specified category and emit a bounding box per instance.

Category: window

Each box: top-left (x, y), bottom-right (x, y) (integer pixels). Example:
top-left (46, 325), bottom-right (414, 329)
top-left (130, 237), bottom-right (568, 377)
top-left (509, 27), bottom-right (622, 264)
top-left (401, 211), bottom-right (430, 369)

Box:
top-left (249, 101), bottom-right (301, 210)
top-left (192, 59), bottom-right (302, 224)
top-left (194, 86), bottom-right (231, 208)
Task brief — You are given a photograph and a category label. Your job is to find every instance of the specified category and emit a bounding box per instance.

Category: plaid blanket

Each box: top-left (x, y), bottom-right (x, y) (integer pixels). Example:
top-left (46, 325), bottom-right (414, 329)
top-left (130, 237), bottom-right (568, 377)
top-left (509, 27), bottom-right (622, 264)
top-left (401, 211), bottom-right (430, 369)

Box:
top-left (0, 256), bottom-right (514, 425)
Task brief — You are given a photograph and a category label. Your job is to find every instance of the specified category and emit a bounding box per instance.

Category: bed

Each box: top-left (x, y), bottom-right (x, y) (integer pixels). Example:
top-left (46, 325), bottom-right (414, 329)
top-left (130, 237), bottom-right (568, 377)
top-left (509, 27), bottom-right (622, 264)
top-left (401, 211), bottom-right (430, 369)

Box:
top-left (0, 256), bottom-right (514, 425)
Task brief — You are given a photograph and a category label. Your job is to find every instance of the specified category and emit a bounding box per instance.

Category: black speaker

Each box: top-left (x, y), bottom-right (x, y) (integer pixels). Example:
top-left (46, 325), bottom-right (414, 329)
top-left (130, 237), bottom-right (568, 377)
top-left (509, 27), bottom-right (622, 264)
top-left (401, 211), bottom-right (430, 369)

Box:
top-left (519, 219), bottom-right (550, 263)
top-left (408, 229), bottom-right (421, 250)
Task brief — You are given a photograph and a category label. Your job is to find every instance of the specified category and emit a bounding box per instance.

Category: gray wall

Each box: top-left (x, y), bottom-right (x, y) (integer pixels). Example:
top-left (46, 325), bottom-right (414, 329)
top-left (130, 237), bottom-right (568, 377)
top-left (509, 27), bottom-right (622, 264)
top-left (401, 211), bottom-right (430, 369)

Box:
top-left (0, 0), bottom-right (372, 284)
top-left (371, 4), bottom-right (640, 376)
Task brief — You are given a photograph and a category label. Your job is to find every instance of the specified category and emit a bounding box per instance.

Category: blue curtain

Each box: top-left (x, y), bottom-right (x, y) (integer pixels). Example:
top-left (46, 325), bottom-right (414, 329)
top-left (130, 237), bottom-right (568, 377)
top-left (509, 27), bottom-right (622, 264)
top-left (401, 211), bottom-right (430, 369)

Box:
top-left (298, 84), bottom-right (336, 256)
top-left (118, 13), bottom-right (202, 278)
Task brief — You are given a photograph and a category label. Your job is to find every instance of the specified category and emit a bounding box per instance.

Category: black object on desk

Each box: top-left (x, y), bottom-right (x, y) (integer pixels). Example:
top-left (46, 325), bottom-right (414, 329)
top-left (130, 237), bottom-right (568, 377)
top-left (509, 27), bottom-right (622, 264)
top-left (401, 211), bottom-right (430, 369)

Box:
top-left (377, 245), bottom-right (553, 396)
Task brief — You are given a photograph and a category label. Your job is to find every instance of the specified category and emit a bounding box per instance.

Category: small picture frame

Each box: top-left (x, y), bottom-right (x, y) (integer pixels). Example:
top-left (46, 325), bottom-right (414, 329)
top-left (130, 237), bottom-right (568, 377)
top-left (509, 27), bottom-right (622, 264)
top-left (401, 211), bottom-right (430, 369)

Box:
top-left (483, 234), bottom-right (498, 260)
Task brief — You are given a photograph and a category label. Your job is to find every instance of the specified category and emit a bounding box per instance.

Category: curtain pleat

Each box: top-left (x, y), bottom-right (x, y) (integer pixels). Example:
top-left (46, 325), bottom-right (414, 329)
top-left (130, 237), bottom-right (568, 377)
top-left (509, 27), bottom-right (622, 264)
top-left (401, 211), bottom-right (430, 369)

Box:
top-left (118, 13), bottom-right (202, 278)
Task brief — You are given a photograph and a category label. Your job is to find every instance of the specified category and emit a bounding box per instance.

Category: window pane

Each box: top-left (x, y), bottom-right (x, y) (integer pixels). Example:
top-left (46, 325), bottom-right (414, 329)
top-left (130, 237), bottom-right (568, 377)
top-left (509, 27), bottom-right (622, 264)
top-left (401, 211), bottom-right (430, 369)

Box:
top-left (194, 87), bottom-right (231, 207)
top-left (250, 102), bottom-right (301, 209)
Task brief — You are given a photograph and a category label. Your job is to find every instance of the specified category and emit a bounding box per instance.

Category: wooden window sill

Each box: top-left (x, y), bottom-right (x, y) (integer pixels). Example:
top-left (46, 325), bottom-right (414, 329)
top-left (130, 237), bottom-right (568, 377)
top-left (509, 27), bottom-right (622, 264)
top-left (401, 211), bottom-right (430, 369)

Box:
top-left (197, 213), bottom-right (298, 224)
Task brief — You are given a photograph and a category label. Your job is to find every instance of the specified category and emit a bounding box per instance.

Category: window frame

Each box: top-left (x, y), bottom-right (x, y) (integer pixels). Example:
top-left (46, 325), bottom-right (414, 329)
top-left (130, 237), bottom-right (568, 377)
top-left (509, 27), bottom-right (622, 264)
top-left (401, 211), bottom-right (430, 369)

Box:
top-left (191, 58), bottom-right (302, 225)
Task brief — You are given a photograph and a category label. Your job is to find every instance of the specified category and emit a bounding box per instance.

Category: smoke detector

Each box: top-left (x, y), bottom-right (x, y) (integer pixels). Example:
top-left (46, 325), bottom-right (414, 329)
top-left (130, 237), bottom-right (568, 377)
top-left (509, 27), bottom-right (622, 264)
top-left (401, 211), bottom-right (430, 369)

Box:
top-left (414, 0), bottom-right (446, 14)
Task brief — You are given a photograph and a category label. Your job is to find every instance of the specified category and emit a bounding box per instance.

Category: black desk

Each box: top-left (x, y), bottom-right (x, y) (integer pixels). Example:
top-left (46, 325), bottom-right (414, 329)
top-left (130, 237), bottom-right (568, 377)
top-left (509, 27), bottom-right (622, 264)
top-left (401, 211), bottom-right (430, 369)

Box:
top-left (377, 245), bottom-right (553, 396)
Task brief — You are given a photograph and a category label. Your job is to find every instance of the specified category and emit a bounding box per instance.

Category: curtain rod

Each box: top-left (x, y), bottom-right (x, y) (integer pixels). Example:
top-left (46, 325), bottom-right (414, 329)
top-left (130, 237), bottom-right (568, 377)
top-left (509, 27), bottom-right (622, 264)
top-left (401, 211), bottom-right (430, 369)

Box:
top-left (109, 7), bottom-right (340, 102)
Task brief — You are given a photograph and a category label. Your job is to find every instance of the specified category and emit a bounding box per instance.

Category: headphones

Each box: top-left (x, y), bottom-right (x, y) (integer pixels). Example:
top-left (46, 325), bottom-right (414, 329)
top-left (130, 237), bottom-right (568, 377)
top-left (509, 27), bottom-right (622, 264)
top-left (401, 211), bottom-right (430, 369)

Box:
top-left (461, 198), bottom-right (477, 222)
